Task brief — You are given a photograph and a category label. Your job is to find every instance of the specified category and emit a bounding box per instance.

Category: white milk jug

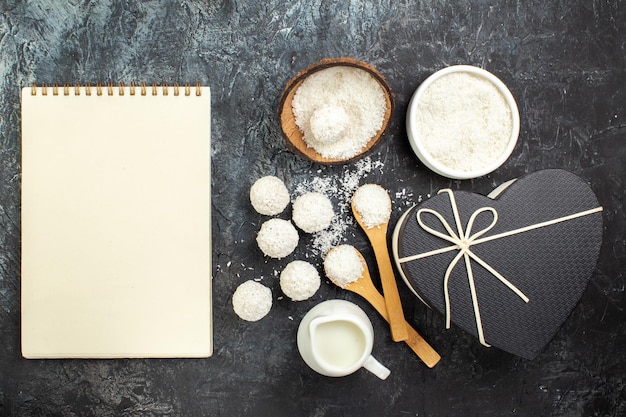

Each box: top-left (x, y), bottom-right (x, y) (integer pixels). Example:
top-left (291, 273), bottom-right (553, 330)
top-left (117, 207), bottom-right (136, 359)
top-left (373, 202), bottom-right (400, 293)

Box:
top-left (297, 299), bottom-right (391, 380)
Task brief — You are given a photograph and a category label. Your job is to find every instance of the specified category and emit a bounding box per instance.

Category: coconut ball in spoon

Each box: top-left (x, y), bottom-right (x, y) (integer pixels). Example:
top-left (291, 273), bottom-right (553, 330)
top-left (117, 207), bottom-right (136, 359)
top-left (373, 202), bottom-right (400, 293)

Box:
top-left (352, 184), bottom-right (392, 229)
top-left (323, 244), bottom-right (364, 288)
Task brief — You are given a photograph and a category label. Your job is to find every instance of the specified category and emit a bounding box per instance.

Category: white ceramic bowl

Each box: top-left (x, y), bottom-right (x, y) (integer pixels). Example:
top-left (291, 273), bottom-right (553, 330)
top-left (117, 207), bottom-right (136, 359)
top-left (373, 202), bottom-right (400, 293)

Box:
top-left (406, 65), bottom-right (520, 179)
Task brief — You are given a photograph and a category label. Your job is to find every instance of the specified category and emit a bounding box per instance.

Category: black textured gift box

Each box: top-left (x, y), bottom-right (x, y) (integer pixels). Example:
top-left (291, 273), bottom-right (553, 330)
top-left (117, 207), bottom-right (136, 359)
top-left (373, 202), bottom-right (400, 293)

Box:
top-left (393, 169), bottom-right (603, 359)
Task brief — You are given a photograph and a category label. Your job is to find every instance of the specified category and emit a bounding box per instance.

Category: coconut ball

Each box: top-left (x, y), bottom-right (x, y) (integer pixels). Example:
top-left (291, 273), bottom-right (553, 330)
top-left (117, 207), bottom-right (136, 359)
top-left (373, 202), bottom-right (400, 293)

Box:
top-left (256, 218), bottom-right (299, 259)
top-left (280, 260), bottom-right (321, 301)
top-left (232, 280), bottom-right (272, 322)
top-left (250, 176), bottom-right (290, 216)
top-left (309, 105), bottom-right (350, 145)
top-left (324, 245), bottom-right (364, 288)
top-left (352, 184), bottom-right (391, 228)
top-left (292, 192), bottom-right (334, 233)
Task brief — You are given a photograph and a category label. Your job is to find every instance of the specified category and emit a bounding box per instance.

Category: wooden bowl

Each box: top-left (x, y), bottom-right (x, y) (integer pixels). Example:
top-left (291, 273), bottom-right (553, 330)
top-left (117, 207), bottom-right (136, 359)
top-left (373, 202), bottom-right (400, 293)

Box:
top-left (278, 57), bottom-right (394, 164)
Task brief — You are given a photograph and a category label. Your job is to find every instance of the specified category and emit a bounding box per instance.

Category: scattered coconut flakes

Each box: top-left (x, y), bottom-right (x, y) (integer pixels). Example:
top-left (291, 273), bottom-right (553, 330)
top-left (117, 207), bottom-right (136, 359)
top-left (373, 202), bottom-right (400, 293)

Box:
top-left (293, 156), bottom-right (384, 256)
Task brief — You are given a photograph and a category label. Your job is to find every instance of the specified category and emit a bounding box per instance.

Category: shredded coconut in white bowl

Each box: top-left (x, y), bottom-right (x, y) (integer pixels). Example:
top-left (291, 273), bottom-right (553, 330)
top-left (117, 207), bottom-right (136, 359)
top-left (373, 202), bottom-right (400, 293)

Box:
top-left (406, 65), bottom-right (520, 179)
top-left (323, 245), bottom-right (364, 288)
top-left (352, 184), bottom-right (391, 229)
top-left (292, 192), bottom-right (334, 233)
top-left (250, 176), bottom-right (290, 216)
top-left (232, 280), bottom-right (272, 322)
top-left (280, 260), bottom-right (321, 301)
top-left (256, 218), bottom-right (299, 259)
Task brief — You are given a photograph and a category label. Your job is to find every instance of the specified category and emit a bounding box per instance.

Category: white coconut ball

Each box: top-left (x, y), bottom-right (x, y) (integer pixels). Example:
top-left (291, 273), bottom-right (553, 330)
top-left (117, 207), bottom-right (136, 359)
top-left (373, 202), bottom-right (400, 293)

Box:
top-left (292, 192), bottom-right (334, 233)
top-left (250, 176), bottom-right (290, 216)
top-left (280, 260), bottom-right (321, 301)
top-left (256, 218), bottom-right (299, 259)
top-left (324, 245), bottom-right (364, 288)
top-left (309, 105), bottom-right (350, 144)
top-left (352, 184), bottom-right (391, 228)
top-left (232, 280), bottom-right (272, 322)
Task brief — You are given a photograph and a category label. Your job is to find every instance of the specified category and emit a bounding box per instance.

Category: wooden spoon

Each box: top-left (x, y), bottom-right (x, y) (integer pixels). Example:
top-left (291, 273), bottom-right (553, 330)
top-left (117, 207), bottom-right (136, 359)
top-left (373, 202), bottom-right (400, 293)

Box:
top-left (324, 247), bottom-right (441, 368)
top-left (352, 185), bottom-right (408, 342)
top-left (277, 57), bottom-right (393, 164)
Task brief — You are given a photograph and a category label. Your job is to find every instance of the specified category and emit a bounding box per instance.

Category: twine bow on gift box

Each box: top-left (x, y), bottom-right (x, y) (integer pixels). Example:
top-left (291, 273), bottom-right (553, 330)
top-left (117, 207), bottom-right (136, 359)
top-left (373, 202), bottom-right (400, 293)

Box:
top-left (398, 189), bottom-right (603, 347)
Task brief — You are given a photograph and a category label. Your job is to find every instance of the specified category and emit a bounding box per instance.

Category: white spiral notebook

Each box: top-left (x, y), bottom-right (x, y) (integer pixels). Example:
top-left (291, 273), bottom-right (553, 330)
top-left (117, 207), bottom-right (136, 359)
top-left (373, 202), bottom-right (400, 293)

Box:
top-left (21, 83), bottom-right (212, 358)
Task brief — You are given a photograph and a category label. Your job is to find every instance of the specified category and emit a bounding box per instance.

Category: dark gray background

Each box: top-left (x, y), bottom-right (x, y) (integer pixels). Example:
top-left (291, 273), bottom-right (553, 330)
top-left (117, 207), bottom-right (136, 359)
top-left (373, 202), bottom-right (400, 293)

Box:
top-left (1, 1), bottom-right (624, 416)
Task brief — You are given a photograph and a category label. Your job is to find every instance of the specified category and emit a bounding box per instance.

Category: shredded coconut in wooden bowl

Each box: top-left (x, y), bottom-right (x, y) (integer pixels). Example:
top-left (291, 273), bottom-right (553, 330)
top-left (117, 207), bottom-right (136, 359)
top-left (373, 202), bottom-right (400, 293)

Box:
top-left (323, 245), bottom-right (364, 288)
top-left (292, 66), bottom-right (387, 160)
top-left (232, 280), bottom-right (272, 322)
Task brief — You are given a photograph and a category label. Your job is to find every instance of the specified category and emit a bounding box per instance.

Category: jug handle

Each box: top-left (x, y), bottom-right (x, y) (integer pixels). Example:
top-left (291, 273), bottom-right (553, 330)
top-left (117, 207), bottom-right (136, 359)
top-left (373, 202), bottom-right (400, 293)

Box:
top-left (363, 355), bottom-right (391, 380)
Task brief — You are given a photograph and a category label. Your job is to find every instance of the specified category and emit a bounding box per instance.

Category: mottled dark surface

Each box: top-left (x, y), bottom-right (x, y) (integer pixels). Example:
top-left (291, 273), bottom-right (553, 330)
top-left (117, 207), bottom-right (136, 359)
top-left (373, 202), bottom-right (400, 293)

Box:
top-left (1, 1), bottom-right (625, 416)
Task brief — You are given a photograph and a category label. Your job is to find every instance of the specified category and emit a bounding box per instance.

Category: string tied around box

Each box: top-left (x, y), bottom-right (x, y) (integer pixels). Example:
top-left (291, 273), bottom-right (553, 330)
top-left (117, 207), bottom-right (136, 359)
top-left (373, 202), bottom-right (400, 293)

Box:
top-left (398, 188), bottom-right (603, 347)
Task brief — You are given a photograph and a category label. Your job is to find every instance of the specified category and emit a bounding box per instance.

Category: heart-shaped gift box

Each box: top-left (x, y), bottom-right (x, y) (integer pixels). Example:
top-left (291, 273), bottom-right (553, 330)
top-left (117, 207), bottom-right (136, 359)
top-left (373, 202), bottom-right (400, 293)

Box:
top-left (392, 169), bottom-right (603, 359)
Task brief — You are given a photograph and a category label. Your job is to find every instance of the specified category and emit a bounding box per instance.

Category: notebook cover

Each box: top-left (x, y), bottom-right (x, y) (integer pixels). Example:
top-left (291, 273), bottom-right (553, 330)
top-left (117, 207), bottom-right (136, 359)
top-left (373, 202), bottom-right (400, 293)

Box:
top-left (21, 85), bottom-right (212, 358)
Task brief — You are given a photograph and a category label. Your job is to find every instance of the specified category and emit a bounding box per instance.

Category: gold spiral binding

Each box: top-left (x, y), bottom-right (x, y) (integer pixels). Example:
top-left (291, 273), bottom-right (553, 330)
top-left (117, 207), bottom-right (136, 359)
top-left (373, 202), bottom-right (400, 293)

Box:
top-left (29, 82), bottom-right (203, 96)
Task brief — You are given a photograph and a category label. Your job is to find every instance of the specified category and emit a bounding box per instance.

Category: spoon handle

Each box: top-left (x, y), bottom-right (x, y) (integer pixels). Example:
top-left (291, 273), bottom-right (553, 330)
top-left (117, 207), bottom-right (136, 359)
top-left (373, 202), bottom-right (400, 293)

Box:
top-left (369, 229), bottom-right (409, 342)
top-left (348, 279), bottom-right (441, 368)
